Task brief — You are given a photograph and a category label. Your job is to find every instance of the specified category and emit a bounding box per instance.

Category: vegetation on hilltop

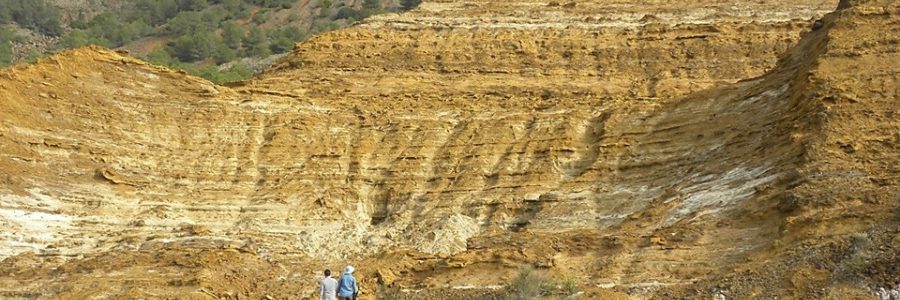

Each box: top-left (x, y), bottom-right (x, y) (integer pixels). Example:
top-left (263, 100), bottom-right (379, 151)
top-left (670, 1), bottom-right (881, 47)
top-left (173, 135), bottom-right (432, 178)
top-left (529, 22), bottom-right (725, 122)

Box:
top-left (0, 27), bottom-right (20, 66)
top-left (0, 0), bottom-right (421, 83)
top-left (0, 0), bottom-right (64, 35)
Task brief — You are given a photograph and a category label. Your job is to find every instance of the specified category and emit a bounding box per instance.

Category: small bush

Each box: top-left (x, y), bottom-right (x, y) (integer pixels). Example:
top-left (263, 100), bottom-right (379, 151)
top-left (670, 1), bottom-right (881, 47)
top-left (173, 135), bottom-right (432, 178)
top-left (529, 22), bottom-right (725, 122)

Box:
top-left (845, 254), bottom-right (869, 273)
top-left (503, 267), bottom-right (546, 300)
top-left (401, 0), bottom-right (423, 10)
top-left (0, 26), bottom-right (19, 67)
top-left (845, 233), bottom-right (873, 273)
top-left (267, 26), bottom-right (305, 54)
top-left (167, 30), bottom-right (219, 62)
top-left (241, 26), bottom-right (270, 57)
top-left (560, 277), bottom-right (578, 296)
top-left (376, 284), bottom-right (403, 300)
top-left (538, 277), bottom-right (579, 297)
top-left (22, 50), bottom-right (42, 64)
top-left (166, 11), bottom-right (208, 35)
top-left (220, 22), bottom-right (244, 50)
top-left (496, 268), bottom-right (580, 299)
top-left (251, 9), bottom-right (269, 24)
top-left (311, 19), bottom-right (339, 33)
top-left (335, 7), bottom-right (367, 20)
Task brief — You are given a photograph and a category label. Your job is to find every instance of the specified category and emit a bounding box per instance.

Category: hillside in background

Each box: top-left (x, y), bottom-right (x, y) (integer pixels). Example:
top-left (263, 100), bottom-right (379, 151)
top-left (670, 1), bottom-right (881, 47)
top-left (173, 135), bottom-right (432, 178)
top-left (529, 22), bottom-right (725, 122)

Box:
top-left (0, 0), bottom-right (421, 82)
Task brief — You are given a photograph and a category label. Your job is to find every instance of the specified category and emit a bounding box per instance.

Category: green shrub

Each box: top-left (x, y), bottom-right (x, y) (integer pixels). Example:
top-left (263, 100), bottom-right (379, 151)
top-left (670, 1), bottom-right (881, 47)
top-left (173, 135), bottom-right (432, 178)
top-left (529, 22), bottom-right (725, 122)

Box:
top-left (22, 50), bottom-right (42, 64)
top-left (0, 27), bottom-right (18, 67)
top-left (145, 48), bottom-right (178, 66)
top-left (144, 49), bottom-right (251, 83)
top-left (166, 11), bottom-right (209, 35)
top-left (335, 7), bottom-right (368, 20)
top-left (245, 43), bottom-right (271, 57)
top-left (268, 36), bottom-right (294, 54)
top-left (213, 45), bottom-right (237, 64)
top-left (503, 267), bottom-right (546, 300)
top-left (312, 19), bottom-right (339, 33)
top-left (538, 277), bottom-right (580, 296)
top-left (844, 233), bottom-right (873, 274)
top-left (401, 0), bottom-right (423, 10)
top-left (363, 0), bottom-right (383, 10)
top-left (561, 278), bottom-right (578, 296)
top-left (0, 0), bottom-right (64, 36)
top-left (319, 0), bottom-right (333, 10)
top-left (495, 269), bottom-right (580, 299)
top-left (131, 0), bottom-right (180, 26)
top-left (242, 0), bottom-right (294, 9)
top-left (267, 26), bottom-right (305, 54)
top-left (167, 30), bottom-right (218, 61)
top-left (178, 0), bottom-right (208, 11)
top-left (202, 6), bottom-right (230, 25)
top-left (58, 13), bottom-right (151, 48)
top-left (59, 29), bottom-right (93, 48)
top-left (219, 0), bottom-right (244, 16)
top-left (221, 22), bottom-right (244, 50)
top-left (241, 26), bottom-right (270, 57)
top-left (251, 9), bottom-right (269, 24)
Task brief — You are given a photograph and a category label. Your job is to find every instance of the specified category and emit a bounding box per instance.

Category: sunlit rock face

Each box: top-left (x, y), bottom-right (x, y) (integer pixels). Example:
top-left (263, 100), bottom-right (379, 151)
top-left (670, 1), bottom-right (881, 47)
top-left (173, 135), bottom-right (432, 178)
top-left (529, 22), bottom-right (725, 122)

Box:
top-left (1, 0), bottom-right (897, 299)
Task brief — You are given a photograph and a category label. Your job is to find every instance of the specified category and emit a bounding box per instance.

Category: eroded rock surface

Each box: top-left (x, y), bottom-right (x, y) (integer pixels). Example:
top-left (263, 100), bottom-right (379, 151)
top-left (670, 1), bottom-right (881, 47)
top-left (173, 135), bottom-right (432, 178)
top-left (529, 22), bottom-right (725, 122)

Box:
top-left (0, 0), bottom-right (897, 299)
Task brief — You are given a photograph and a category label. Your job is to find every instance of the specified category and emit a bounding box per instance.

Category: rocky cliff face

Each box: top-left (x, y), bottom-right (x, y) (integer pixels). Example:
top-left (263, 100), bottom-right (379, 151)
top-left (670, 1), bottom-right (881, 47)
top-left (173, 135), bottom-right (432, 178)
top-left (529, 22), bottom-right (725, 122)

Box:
top-left (1, 0), bottom-right (897, 299)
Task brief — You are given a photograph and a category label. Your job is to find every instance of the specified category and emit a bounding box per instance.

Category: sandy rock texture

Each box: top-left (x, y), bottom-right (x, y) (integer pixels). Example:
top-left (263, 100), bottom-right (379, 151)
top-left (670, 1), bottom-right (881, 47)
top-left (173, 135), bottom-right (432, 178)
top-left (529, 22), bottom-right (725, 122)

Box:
top-left (0, 0), bottom-right (897, 299)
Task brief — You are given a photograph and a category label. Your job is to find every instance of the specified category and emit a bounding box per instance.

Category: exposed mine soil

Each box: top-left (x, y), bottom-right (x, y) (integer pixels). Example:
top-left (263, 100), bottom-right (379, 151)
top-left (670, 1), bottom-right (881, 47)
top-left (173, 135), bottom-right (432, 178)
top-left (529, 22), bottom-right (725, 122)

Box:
top-left (0, 0), bottom-right (897, 299)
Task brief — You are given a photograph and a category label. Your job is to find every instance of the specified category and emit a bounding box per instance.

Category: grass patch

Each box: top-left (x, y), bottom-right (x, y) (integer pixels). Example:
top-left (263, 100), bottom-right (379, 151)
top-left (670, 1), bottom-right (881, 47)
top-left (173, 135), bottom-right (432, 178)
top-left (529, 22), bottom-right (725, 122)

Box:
top-left (502, 267), bottom-right (545, 300)
top-left (498, 267), bottom-right (580, 299)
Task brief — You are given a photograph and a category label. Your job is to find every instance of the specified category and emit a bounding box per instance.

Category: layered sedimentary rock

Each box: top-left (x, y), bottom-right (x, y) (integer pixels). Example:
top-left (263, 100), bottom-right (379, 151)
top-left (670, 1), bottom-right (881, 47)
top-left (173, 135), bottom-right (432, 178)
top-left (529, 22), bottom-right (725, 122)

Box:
top-left (257, 0), bottom-right (835, 108)
top-left (0, 0), bottom-right (897, 299)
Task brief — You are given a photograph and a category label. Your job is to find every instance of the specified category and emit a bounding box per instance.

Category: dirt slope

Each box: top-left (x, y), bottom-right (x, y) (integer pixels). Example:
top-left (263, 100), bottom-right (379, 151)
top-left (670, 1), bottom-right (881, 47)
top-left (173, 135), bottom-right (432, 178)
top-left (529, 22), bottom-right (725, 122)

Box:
top-left (0, 0), bottom-right (897, 299)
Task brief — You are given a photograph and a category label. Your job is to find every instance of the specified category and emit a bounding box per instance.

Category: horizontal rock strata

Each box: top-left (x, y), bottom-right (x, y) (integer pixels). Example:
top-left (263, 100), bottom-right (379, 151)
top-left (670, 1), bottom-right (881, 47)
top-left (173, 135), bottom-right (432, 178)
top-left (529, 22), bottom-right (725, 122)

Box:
top-left (0, 0), bottom-right (897, 298)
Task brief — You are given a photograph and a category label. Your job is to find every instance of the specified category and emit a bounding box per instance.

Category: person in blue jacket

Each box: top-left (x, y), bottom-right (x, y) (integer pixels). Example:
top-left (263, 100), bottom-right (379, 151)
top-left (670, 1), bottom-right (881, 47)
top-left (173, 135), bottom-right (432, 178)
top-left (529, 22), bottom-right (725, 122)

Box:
top-left (336, 265), bottom-right (358, 300)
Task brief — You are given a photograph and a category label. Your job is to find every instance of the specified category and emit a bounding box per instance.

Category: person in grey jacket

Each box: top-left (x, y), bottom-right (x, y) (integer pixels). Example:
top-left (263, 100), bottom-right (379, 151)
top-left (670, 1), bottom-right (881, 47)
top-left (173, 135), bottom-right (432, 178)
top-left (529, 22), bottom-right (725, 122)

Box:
top-left (319, 269), bottom-right (338, 300)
